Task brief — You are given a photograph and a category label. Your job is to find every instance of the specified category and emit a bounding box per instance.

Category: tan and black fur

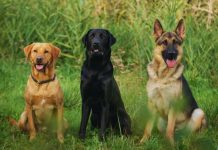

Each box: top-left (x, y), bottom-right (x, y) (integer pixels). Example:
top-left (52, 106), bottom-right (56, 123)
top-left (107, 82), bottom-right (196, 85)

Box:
top-left (140, 19), bottom-right (206, 144)
top-left (9, 43), bottom-right (68, 143)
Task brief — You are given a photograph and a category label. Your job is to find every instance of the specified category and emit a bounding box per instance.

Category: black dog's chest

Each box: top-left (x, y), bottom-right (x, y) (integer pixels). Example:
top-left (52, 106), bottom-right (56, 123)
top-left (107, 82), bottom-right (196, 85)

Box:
top-left (83, 74), bottom-right (104, 98)
top-left (88, 79), bottom-right (103, 95)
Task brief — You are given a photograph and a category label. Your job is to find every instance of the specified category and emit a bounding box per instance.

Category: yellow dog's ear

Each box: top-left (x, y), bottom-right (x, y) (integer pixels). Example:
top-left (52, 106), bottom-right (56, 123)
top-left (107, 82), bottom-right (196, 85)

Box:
top-left (50, 44), bottom-right (61, 60)
top-left (24, 43), bottom-right (35, 59)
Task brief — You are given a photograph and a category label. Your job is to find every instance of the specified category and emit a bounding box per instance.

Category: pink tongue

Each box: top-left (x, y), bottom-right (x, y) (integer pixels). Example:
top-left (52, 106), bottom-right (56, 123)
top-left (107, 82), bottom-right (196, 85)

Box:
top-left (166, 60), bottom-right (176, 68)
top-left (36, 65), bottom-right (44, 70)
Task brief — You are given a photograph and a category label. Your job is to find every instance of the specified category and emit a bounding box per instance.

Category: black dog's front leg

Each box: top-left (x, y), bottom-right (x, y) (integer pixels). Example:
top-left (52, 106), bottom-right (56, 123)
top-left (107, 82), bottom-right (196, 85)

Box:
top-left (79, 102), bottom-right (91, 140)
top-left (99, 103), bottom-right (109, 141)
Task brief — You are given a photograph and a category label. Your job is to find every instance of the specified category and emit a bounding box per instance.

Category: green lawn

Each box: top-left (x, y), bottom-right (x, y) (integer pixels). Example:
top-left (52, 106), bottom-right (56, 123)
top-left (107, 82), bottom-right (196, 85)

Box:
top-left (0, 0), bottom-right (218, 149)
top-left (0, 58), bottom-right (217, 150)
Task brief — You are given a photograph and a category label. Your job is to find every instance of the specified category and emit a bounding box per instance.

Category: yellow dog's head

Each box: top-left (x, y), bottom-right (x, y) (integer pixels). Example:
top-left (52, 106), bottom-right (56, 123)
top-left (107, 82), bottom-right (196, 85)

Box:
top-left (23, 43), bottom-right (60, 72)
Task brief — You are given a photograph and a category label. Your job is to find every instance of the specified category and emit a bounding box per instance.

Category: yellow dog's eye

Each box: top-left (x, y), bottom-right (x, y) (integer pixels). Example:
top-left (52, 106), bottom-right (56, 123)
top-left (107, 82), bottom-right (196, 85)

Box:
top-left (44, 50), bottom-right (49, 53)
top-left (33, 50), bottom-right (37, 53)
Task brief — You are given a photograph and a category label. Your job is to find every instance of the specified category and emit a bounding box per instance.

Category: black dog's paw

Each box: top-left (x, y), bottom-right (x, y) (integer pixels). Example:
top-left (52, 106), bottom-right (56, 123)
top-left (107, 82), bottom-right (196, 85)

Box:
top-left (79, 132), bottom-right (86, 140)
top-left (98, 133), bottom-right (106, 142)
top-left (122, 127), bottom-right (132, 137)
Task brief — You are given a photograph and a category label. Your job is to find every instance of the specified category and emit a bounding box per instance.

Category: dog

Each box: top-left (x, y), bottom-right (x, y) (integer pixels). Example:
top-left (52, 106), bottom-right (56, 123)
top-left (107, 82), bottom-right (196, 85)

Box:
top-left (9, 43), bottom-right (68, 143)
top-left (79, 29), bottom-right (132, 141)
top-left (140, 19), bottom-right (206, 144)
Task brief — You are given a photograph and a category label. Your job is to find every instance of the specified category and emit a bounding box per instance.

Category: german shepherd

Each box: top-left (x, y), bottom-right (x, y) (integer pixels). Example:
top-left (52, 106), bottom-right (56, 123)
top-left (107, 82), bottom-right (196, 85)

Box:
top-left (140, 19), bottom-right (206, 144)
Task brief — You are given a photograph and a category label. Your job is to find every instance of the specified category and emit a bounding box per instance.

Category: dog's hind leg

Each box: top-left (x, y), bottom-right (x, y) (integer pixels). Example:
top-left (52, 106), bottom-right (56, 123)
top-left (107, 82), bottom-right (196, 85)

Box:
top-left (117, 108), bottom-right (132, 136)
top-left (9, 111), bottom-right (28, 131)
top-left (18, 111), bottom-right (28, 130)
top-left (187, 108), bottom-right (206, 132)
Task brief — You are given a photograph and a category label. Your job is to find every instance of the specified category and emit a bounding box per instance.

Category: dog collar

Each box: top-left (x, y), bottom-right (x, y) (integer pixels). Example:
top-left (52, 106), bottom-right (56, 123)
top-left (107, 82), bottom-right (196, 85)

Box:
top-left (31, 74), bottom-right (56, 84)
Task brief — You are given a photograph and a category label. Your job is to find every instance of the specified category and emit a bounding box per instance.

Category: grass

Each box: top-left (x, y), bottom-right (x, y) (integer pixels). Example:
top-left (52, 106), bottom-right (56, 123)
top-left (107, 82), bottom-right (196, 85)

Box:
top-left (0, 58), bottom-right (217, 150)
top-left (0, 0), bottom-right (218, 149)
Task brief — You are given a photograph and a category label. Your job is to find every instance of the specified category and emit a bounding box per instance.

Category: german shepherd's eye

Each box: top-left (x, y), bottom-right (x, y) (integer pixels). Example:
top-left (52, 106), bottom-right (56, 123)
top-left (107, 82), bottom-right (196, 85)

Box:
top-left (33, 50), bottom-right (37, 53)
top-left (44, 50), bottom-right (49, 54)
top-left (172, 39), bottom-right (178, 44)
top-left (162, 40), bottom-right (168, 46)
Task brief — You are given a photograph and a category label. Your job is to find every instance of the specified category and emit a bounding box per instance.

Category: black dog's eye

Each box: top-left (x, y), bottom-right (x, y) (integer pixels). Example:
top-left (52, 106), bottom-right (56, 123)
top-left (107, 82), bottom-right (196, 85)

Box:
top-left (44, 50), bottom-right (49, 54)
top-left (163, 40), bottom-right (168, 46)
top-left (90, 33), bottom-right (95, 38)
top-left (33, 50), bottom-right (37, 53)
top-left (99, 33), bottom-right (105, 39)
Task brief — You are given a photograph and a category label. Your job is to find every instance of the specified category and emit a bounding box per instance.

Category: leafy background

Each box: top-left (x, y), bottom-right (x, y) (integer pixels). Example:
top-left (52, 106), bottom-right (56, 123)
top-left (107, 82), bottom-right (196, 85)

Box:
top-left (0, 0), bottom-right (217, 149)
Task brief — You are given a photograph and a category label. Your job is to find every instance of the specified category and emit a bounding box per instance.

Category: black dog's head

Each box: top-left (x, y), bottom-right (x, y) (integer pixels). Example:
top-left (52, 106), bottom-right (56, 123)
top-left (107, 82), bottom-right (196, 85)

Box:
top-left (153, 19), bottom-right (185, 68)
top-left (82, 29), bottom-right (116, 62)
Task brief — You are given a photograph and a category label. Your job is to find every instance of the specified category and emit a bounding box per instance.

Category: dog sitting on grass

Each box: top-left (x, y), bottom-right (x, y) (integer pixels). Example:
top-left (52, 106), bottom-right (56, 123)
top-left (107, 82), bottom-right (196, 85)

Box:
top-left (79, 29), bottom-right (132, 141)
top-left (140, 19), bottom-right (206, 144)
top-left (9, 43), bottom-right (68, 143)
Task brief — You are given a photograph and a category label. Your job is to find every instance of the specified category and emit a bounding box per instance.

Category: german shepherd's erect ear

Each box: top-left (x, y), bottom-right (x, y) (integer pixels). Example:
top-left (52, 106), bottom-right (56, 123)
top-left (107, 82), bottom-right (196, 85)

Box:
top-left (153, 19), bottom-right (164, 41)
top-left (175, 19), bottom-right (185, 40)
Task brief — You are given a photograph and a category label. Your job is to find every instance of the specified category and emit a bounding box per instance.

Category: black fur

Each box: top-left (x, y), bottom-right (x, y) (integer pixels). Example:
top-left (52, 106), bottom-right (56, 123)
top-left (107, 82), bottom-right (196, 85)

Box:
top-left (79, 29), bottom-right (131, 141)
top-left (181, 75), bottom-right (198, 117)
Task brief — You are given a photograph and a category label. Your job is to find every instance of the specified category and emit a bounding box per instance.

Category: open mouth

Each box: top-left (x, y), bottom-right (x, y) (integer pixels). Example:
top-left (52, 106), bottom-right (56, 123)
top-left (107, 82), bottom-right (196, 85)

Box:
top-left (91, 49), bottom-right (103, 55)
top-left (163, 52), bottom-right (178, 68)
top-left (166, 59), bottom-right (177, 68)
top-left (35, 64), bottom-right (45, 71)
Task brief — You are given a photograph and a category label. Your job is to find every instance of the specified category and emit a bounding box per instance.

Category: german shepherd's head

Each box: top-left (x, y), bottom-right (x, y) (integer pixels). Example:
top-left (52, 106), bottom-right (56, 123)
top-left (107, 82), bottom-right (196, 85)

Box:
top-left (153, 19), bottom-right (185, 68)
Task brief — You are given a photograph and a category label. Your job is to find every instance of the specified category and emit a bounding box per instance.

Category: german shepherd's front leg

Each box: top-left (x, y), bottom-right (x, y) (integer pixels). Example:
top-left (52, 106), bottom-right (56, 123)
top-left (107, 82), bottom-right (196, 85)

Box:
top-left (140, 118), bottom-right (155, 143)
top-left (166, 109), bottom-right (176, 144)
top-left (140, 102), bottom-right (156, 143)
top-left (57, 104), bottom-right (64, 143)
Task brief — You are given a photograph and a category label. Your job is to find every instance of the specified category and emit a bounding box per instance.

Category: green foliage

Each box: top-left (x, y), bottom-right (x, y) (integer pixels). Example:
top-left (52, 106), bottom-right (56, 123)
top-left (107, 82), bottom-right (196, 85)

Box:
top-left (0, 0), bottom-right (218, 149)
top-left (0, 0), bottom-right (217, 80)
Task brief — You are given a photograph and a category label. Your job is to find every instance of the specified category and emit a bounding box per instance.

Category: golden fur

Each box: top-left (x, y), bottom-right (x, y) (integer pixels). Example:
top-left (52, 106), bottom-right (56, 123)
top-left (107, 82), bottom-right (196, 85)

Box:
top-left (9, 43), bottom-right (68, 143)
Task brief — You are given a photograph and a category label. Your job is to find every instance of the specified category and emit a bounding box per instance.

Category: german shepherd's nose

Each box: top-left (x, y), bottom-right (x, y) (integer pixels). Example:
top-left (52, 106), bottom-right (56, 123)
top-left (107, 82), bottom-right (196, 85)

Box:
top-left (167, 51), bottom-right (177, 60)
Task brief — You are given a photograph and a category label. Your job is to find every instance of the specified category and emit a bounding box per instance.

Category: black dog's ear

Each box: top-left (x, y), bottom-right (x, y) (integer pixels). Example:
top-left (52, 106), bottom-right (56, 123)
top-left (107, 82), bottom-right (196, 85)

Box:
top-left (108, 31), bottom-right (116, 46)
top-left (82, 29), bottom-right (92, 47)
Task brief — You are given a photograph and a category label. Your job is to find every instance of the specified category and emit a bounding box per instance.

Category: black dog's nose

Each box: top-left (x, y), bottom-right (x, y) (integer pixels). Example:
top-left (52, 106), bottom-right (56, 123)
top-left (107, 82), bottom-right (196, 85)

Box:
top-left (93, 42), bottom-right (99, 49)
top-left (36, 57), bottom-right (43, 64)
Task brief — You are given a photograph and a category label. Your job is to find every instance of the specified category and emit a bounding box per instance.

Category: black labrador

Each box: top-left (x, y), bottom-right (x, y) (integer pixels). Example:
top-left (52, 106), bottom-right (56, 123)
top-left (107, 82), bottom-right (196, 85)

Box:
top-left (79, 29), bottom-right (131, 141)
